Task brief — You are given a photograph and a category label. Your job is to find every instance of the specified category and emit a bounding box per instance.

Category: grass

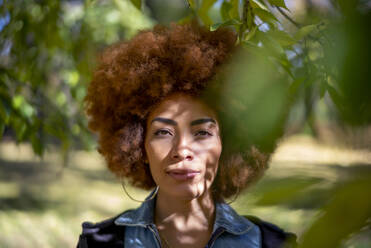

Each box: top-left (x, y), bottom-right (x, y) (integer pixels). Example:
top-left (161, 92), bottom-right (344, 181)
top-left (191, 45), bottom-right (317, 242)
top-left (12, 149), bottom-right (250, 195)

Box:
top-left (0, 134), bottom-right (370, 247)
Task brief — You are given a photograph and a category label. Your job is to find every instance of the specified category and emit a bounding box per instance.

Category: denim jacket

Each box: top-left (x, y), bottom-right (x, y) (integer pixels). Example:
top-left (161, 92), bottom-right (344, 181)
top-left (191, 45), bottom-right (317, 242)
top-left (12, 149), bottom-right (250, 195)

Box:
top-left (115, 194), bottom-right (261, 248)
top-left (77, 192), bottom-right (297, 248)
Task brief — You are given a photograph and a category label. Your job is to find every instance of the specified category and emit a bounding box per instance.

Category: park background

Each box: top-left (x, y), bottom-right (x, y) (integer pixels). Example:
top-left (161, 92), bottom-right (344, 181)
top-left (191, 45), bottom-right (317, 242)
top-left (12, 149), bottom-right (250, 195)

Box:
top-left (0, 0), bottom-right (370, 247)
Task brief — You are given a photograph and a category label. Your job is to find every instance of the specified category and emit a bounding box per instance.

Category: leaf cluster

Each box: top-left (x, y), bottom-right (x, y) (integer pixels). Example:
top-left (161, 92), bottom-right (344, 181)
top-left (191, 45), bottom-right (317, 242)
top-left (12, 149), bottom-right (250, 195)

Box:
top-left (0, 0), bottom-right (152, 157)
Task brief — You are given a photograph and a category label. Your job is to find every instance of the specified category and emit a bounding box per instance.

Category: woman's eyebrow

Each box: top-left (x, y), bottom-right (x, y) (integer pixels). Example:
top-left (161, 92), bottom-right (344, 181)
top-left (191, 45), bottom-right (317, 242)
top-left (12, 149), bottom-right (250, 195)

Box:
top-left (151, 117), bottom-right (177, 126)
top-left (190, 118), bottom-right (216, 126)
top-left (150, 117), bottom-right (216, 126)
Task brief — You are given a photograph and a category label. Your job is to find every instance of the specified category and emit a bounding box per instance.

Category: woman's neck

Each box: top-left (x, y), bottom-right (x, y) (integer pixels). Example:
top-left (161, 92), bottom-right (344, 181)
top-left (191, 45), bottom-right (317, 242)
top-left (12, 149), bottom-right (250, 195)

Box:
top-left (154, 190), bottom-right (216, 247)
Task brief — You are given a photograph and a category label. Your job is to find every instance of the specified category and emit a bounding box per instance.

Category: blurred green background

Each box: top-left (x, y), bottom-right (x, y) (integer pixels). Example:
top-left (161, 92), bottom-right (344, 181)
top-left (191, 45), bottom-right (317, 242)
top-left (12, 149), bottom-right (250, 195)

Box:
top-left (0, 0), bottom-right (370, 247)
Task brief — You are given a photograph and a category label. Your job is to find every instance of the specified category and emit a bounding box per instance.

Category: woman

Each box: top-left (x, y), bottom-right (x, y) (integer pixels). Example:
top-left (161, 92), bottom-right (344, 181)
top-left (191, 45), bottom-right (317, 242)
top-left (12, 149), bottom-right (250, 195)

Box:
top-left (77, 23), bottom-right (296, 248)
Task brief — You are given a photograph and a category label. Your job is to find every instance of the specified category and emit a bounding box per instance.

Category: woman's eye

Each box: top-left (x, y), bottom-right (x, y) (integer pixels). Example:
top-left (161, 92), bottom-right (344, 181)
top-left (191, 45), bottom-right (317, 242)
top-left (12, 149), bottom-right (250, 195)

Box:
top-left (154, 129), bottom-right (172, 136)
top-left (195, 130), bottom-right (212, 137)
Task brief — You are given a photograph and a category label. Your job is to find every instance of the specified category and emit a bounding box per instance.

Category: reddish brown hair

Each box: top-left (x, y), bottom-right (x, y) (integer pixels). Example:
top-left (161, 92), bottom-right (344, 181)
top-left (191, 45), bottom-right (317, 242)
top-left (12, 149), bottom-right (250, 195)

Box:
top-left (84, 22), bottom-right (269, 201)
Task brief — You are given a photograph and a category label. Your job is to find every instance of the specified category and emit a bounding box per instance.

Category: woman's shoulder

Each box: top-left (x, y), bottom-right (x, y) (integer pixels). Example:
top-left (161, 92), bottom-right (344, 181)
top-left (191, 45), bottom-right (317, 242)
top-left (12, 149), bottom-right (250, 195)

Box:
top-left (245, 215), bottom-right (298, 248)
top-left (76, 211), bottom-right (128, 248)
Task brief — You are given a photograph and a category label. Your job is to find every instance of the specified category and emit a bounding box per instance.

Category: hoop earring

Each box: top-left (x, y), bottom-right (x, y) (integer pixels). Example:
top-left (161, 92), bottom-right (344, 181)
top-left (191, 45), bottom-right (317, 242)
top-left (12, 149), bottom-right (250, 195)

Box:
top-left (121, 180), bottom-right (159, 203)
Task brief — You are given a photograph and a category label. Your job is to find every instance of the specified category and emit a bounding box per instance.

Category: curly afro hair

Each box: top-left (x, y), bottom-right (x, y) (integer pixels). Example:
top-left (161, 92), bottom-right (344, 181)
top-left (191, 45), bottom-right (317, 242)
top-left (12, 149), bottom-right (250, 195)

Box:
top-left (84, 22), bottom-right (269, 201)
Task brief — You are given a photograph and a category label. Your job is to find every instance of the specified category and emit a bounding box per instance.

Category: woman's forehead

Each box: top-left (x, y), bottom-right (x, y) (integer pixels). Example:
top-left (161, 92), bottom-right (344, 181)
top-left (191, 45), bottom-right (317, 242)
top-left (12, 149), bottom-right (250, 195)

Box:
top-left (147, 94), bottom-right (217, 123)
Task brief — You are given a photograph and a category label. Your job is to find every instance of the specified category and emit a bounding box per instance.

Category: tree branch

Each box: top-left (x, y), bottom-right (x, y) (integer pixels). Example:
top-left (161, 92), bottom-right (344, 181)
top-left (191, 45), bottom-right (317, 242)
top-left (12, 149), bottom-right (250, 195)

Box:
top-left (239, 0), bottom-right (250, 41)
top-left (276, 6), bottom-right (300, 28)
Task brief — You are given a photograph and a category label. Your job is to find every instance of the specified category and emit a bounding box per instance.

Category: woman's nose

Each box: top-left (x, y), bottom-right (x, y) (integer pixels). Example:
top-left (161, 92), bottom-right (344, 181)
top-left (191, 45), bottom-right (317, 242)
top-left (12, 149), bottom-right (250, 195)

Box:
top-left (172, 150), bottom-right (193, 161)
top-left (171, 137), bottom-right (194, 161)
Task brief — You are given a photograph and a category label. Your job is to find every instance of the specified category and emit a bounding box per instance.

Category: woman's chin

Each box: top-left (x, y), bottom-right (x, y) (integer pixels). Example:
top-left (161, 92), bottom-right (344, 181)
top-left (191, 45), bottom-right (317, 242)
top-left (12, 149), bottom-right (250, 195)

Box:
top-left (160, 183), bottom-right (207, 200)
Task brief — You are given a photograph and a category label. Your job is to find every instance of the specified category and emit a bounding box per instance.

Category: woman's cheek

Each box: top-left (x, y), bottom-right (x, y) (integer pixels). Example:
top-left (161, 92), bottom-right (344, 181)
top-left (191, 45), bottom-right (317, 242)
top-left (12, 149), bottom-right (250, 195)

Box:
top-left (147, 138), bottom-right (173, 167)
top-left (204, 137), bottom-right (222, 160)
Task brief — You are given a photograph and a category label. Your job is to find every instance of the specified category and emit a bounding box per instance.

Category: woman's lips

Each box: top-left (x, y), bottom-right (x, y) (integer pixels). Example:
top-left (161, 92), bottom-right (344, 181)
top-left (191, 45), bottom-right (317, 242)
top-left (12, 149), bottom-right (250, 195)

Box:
top-left (166, 169), bottom-right (200, 181)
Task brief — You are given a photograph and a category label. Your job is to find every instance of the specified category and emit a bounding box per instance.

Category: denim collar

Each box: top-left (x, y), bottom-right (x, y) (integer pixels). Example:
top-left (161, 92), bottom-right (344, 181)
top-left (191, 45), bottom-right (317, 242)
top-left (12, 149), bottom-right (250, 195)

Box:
top-left (115, 191), bottom-right (254, 235)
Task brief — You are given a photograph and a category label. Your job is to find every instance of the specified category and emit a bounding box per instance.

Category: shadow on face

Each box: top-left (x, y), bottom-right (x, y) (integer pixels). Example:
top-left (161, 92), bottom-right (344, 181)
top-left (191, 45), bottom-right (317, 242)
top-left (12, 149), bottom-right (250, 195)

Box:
top-left (144, 93), bottom-right (222, 200)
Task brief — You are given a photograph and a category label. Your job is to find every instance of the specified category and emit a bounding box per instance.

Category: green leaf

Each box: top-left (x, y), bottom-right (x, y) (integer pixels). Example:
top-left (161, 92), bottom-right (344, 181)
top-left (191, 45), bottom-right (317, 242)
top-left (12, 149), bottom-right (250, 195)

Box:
top-left (20, 102), bottom-right (35, 119)
top-left (0, 100), bottom-right (10, 124)
top-left (210, 19), bottom-right (242, 31)
top-left (31, 134), bottom-right (44, 156)
top-left (268, 0), bottom-right (288, 10)
top-left (129, 0), bottom-right (141, 10)
top-left (300, 176), bottom-right (371, 248)
top-left (250, 0), bottom-right (268, 11)
top-left (327, 83), bottom-right (344, 112)
top-left (255, 177), bottom-right (321, 206)
top-left (11, 95), bottom-right (35, 120)
top-left (268, 29), bottom-right (296, 47)
top-left (0, 121), bottom-right (4, 139)
top-left (221, 1), bottom-right (233, 21)
top-left (257, 30), bottom-right (284, 55)
top-left (319, 78), bottom-right (328, 99)
top-left (188, 0), bottom-right (216, 25)
top-left (12, 95), bottom-right (24, 109)
top-left (288, 77), bottom-right (305, 99)
top-left (230, 0), bottom-right (240, 20)
top-left (246, 7), bottom-right (254, 28)
top-left (199, 0), bottom-right (217, 26)
top-left (12, 118), bottom-right (27, 142)
top-left (277, 56), bottom-right (293, 77)
top-left (253, 8), bottom-right (278, 24)
top-left (244, 25), bottom-right (257, 41)
top-left (241, 40), bottom-right (260, 50)
top-left (177, 14), bottom-right (193, 24)
top-left (186, 0), bottom-right (196, 9)
top-left (294, 24), bottom-right (317, 40)
top-left (199, 12), bottom-right (212, 26)
top-left (200, 0), bottom-right (217, 11)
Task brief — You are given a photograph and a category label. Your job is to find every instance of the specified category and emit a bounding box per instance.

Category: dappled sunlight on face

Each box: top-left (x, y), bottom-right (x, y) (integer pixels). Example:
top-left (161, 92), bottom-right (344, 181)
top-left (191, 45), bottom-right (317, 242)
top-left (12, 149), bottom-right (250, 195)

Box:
top-left (144, 94), bottom-right (222, 200)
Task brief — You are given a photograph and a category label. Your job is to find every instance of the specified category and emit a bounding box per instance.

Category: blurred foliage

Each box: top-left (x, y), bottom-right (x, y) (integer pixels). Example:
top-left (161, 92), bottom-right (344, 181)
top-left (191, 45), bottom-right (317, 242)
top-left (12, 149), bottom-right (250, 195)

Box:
top-left (1, 0), bottom-right (370, 247)
top-left (198, 1), bottom-right (371, 247)
top-left (299, 174), bottom-right (371, 248)
top-left (1, 0), bottom-right (370, 158)
top-left (0, 0), bottom-right (152, 158)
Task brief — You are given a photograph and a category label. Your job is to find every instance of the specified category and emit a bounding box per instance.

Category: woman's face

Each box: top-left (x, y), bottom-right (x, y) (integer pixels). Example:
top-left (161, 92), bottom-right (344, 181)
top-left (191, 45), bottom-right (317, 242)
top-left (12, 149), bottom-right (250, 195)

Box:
top-left (145, 94), bottom-right (222, 200)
